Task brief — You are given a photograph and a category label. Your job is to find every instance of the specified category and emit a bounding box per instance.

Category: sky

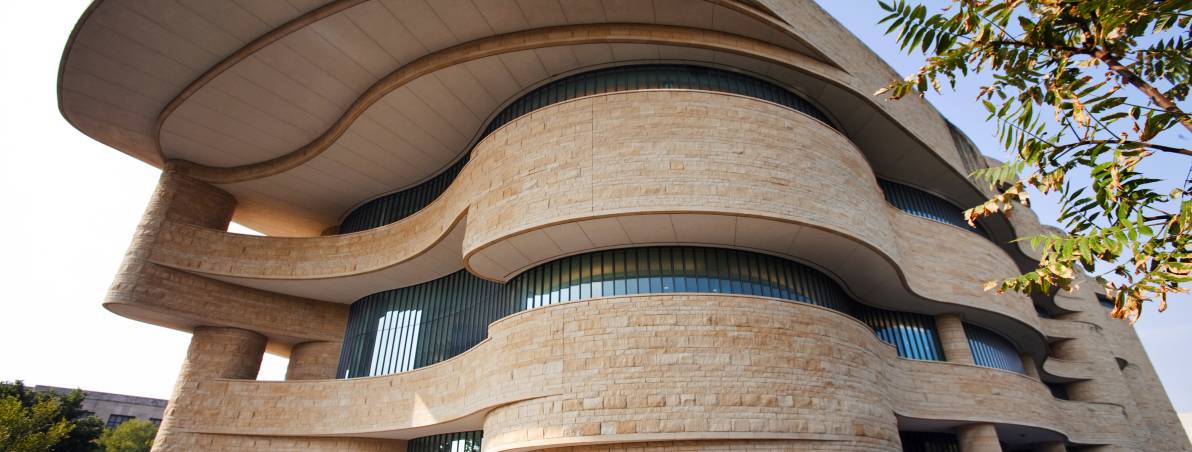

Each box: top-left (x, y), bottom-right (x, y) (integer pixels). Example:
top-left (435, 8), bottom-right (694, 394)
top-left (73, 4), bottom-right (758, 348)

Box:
top-left (0, 0), bottom-right (1186, 419)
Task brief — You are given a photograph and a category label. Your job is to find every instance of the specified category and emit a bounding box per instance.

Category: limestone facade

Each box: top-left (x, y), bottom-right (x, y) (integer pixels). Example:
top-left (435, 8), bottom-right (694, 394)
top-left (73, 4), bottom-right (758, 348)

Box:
top-left (58, 1), bottom-right (1189, 451)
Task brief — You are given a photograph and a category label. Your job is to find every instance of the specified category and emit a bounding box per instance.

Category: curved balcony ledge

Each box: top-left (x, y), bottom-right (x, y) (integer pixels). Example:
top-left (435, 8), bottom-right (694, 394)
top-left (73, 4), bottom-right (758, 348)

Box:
top-left (162, 295), bottom-right (1125, 449)
top-left (144, 91), bottom-right (1039, 348)
top-left (1041, 358), bottom-right (1099, 382)
top-left (1039, 318), bottom-right (1099, 341)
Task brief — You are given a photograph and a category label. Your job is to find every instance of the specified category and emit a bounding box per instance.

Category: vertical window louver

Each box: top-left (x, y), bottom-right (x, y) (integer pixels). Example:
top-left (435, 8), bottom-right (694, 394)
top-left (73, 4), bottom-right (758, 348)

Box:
top-left (339, 65), bottom-right (833, 233)
top-left (336, 271), bottom-right (513, 379)
top-left (855, 309), bottom-right (944, 361)
top-left (877, 179), bottom-right (988, 237)
top-left (406, 431), bottom-right (482, 452)
top-left (337, 247), bottom-right (950, 378)
top-left (965, 323), bottom-right (1025, 373)
top-left (507, 247), bottom-right (855, 313)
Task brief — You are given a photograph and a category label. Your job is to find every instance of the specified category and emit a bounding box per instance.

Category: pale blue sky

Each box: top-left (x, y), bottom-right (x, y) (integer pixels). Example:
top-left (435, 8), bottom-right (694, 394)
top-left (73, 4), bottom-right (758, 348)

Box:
top-left (0, 1), bottom-right (1185, 417)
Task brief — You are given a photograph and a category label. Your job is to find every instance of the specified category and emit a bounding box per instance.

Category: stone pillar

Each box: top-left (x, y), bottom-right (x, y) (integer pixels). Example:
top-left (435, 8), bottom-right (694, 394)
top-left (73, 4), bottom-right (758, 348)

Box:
top-left (938, 318), bottom-right (1002, 452)
top-left (286, 341), bottom-right (342, 380)
top-left (936, 314), bottom-right (974, 364)
top-left (1033, 441), bottom-right (1067, 452)
top-left (956, 423), bottom-right (1003, 452)
top-left (154, 327), bottom-right (267, 451)
top-left (1020, 353), bottom-right (1039, 379)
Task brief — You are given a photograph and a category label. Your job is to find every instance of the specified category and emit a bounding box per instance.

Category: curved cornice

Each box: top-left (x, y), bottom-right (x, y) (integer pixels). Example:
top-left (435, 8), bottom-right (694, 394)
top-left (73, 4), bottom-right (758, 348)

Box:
top-left (165, 24), bottom-right (843, 184)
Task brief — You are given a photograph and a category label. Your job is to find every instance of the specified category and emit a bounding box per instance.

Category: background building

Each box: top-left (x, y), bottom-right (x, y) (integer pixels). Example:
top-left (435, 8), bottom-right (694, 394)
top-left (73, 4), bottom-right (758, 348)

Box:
top-left (35, 385), bottom-right (166, 429)
top-left (56, 1), bottom-right (1190, 451)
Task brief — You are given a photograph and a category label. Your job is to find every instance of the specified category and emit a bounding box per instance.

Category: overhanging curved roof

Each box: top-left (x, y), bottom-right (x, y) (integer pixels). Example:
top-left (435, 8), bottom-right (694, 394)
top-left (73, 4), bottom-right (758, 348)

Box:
top-left (59, 0), bottom-right (996, 240)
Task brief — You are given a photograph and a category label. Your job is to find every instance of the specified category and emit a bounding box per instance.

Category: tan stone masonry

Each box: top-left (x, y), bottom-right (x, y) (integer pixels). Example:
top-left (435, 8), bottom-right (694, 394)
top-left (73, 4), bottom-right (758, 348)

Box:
top-left (160, 295), bottom-right (1129, 450)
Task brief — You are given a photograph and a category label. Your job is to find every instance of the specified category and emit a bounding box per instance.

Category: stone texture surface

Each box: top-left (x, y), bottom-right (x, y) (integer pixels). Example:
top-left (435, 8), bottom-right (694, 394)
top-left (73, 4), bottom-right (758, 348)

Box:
top-left (104, 165), bottom-right (348, 345)
top-left (155, 434), bottom-right (404, 452)
top-left (152, 295), bottom-right (1131, 450)
top-left (936, 314), bottom-right (975, 365)
top-left (956, 423), bottom-right (1002, 452)
top-left (154, 327), bottom-right (267, 451)
top-left (285, 341), bottom-right (341, 381)
top-left (106, 93), bottom-right (1188, 451)
top-left (144, 92), bottom-right (1038, 333)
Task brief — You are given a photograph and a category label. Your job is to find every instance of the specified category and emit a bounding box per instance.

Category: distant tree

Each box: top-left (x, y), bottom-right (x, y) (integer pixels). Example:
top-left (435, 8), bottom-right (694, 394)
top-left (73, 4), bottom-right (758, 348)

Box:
top-left (0, 395), bottom-right (73, 452)
top-left (93, 420), bottom-right (156, 452)
top-left (0, 381), bottom-right (103, 452)
top-left (877, 0), bottom-right (1192, 322)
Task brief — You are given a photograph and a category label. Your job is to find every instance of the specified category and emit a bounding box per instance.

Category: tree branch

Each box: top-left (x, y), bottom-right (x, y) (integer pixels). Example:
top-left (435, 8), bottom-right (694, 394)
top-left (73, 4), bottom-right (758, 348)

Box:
top-left (1100, 53), bottom-right (1192, 135)
top-left (1051, 140), bottom-right (1192, 157)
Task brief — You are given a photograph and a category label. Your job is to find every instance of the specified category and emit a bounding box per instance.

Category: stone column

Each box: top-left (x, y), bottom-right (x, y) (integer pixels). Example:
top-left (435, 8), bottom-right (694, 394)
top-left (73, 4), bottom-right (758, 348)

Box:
top-left (939, 316), bottom-right (1003, 452)
top-left (956, 423), bottom-right (1003, 452)
top-left (286, 341), bottom-right (342, 380)
top-left (153, 326), bottom-right (267, 451)
top-left (1020, 353), bottom-right (1039, 379)
top-left (936, 314), bottom-right (974, 364)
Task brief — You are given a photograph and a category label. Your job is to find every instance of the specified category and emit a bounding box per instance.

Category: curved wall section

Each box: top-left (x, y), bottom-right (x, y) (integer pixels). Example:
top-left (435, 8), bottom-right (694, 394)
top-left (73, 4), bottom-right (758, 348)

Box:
top-left (338, 65), bottom-right (832, 233)
top-left (338, 247), bottom-right (944, 378)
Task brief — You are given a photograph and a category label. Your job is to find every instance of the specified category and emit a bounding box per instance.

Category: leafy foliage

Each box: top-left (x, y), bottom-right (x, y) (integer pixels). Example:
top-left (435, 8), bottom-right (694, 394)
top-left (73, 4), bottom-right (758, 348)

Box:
top-left (0, 396), bottom-right (73, 452)
top-left (0, 381), bottom-right (103, 452)
top-left (877, 0), bottom-right (1192, 323)
top-left (94, 420), bottom-right (156, 452)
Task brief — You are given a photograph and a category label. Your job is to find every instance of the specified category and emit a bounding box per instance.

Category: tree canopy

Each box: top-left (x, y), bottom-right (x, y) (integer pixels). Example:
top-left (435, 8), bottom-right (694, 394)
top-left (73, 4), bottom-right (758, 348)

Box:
top-left (877, 0), bottom-right (1192, 322)
top-left (0, 381), bottom-right (105, 452)
top-left (94, 420), bottom-right (156, 452)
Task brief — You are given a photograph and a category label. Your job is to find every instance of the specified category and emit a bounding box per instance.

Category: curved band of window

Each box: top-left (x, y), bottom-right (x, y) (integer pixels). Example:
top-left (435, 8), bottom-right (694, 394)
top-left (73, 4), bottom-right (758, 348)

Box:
top-left (965, 322), bottom-right (1026, 373)
top-left (337, 246), bottom-right (945, 379)
top-left (407, 431), bottom-right (482, 452)
top-left (878, 179), bottom-right (989, 237)
top-left (339, 64), bottom-right (834, 233)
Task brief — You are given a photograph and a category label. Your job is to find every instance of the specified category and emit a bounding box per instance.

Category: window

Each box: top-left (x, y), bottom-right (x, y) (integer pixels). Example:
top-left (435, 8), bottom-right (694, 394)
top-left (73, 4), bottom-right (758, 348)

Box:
top-left (877, 179), bottom-right (988, 236)
top-left (407, 431), bottom-right (482, 452)
top-left (965, 323), bottom-right (1026, 373)
top-left (105, 414), bottom-right (135, 429)
top-left (149, 418), bottom-right (162, 426)
top-left (339, 247), bottom-right (948, 378)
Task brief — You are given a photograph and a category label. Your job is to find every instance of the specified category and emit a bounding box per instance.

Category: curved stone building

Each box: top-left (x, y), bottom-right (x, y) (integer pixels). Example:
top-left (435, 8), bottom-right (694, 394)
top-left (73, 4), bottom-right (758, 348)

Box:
top-left (59, 1), bottom-right (1189, 451)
